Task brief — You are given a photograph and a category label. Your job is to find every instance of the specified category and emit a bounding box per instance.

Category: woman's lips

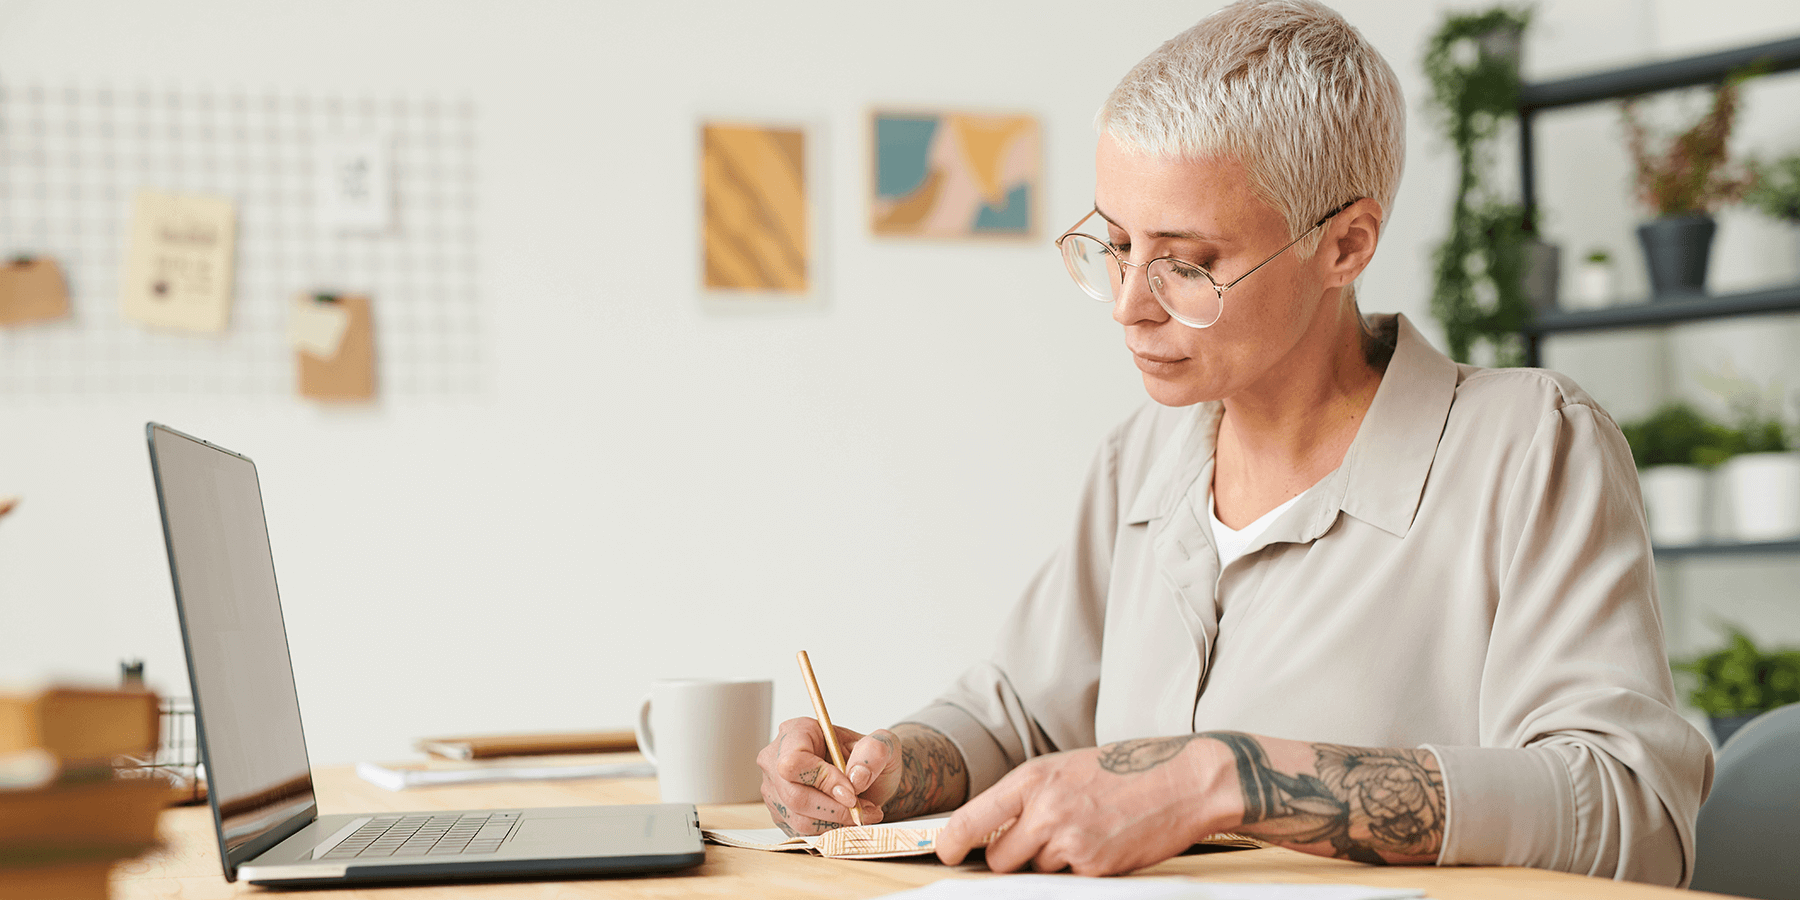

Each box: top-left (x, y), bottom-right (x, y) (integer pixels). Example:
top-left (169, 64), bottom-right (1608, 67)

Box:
top-left (1130, 349), bottom-right (1188, 374)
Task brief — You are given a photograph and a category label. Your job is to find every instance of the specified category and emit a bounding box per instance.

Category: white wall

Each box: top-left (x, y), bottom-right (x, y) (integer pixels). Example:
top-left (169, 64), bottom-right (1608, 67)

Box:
top-left (1, 0), bottom-right (1796, 766)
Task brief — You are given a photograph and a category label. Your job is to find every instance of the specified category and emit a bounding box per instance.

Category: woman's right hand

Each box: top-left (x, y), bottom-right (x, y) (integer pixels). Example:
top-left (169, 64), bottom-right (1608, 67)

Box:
top-left (756, 717), bottom-right (904, 836)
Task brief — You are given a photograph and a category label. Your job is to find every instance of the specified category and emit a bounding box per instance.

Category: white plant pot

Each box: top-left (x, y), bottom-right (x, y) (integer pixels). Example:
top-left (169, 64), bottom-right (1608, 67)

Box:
top-left (1720, 451), bottom-right (1800, 542)
top-left (1640, 465), bottom-right (1709, 547)
top-left (1571, 262), bottom-right (1616, 309)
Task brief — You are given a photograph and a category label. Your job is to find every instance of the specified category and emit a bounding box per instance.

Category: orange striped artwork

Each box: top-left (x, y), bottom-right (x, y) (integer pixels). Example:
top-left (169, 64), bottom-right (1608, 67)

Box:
top-left (701, 123), bottom-right (808, 293)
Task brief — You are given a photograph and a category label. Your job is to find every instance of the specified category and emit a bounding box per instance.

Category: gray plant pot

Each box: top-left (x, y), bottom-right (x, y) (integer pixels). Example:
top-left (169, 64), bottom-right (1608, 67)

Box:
top-left (1710, 713), bottom-right (1760, 747)
top-left (1636, 214), bottom-right (1715, 299)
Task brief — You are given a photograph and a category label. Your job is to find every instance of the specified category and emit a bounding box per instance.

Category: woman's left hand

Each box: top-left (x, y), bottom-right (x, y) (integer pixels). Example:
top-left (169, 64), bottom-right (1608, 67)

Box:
top-left (933, 735), bottom-right (1238, 875)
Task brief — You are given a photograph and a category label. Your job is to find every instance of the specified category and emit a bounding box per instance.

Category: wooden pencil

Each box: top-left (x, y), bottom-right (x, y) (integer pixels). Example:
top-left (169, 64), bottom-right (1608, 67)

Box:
top-left (795, 650), bottom-right (862, 827)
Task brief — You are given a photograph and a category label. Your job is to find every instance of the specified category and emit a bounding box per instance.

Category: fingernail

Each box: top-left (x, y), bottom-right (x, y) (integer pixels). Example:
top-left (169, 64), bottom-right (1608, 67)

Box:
top-left (848, 764), bottom-right (869, 787)
top-left (833, 786), bottom-right (853, 804)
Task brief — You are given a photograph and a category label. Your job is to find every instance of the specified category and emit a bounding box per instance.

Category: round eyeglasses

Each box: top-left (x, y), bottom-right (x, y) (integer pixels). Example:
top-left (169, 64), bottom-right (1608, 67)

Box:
top-left (1054, 200), bottom-right (1355, 329)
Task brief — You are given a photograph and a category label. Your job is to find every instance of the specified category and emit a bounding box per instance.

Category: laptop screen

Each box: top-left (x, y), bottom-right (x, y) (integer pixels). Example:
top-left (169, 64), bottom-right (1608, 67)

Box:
top-left (148, 424), bottom-right (316, 879)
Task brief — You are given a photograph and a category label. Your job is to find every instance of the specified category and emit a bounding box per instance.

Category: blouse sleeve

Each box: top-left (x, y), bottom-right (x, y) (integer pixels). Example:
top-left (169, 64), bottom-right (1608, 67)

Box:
top-left (1425, 399), bottom-right (1714, 886)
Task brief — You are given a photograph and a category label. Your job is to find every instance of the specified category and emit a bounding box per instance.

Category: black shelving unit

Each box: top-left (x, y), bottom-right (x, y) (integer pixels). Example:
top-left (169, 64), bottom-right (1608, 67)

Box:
top-left (1516, 35), bottom-right (1800, 368)
top-left (1651, 539), bottom-right (1800, 562)
top-left (1524, 284), bottom-right (1800, 339)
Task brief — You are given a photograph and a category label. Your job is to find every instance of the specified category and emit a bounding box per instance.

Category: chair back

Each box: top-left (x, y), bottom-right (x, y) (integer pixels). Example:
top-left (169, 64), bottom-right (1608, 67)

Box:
top-left (1690, 703), bottom-right (1800, 899)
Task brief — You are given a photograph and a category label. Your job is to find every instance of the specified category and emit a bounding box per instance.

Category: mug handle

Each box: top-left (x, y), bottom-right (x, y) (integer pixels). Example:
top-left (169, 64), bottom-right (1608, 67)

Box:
top-left (634, 694), bottom-right (657, 766)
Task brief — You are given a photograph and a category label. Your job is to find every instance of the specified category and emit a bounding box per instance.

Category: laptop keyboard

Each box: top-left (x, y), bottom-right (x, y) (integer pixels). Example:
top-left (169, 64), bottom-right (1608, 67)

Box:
top-left (322, 811), bottom-right (521, 858)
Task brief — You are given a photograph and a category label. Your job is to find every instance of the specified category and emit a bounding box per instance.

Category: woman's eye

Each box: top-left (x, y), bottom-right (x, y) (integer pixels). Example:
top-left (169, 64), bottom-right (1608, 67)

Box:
top-left (1166, 259), bottom-right (1212, 280)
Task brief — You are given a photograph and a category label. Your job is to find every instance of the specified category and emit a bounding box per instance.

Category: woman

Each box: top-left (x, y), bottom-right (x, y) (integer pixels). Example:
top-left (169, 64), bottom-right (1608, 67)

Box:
top-left (757, 0), bottom-right (1711, 884)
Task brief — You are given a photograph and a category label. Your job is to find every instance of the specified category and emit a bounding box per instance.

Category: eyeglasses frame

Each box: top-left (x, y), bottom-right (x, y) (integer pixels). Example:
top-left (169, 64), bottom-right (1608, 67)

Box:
top-left (1053, 198), bottom-right (1358, 328)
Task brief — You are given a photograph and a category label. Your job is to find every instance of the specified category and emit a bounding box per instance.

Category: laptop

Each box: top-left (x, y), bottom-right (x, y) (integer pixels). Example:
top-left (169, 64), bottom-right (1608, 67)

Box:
top-left (145, 422), bottom-right (706, 886)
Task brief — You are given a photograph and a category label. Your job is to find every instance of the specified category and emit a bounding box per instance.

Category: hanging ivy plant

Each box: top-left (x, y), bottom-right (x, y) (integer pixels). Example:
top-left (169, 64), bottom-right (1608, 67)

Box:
top-left (1423, 7), bottom-right (1534, 366)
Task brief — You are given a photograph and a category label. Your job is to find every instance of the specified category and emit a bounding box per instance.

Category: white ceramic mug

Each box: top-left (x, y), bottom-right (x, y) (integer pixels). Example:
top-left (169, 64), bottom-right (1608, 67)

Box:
top-left (635, 678), bottom-right (772, 805)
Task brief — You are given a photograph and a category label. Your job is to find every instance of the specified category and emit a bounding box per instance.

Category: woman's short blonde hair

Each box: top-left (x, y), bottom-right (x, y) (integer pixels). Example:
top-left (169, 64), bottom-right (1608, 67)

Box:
top-left (1099, 0), bottom-right (1405, 257)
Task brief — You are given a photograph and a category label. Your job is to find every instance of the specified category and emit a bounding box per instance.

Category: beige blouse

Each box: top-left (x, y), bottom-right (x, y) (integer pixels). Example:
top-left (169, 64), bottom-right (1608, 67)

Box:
top-left (904, 314), bottom-right (1713, 887)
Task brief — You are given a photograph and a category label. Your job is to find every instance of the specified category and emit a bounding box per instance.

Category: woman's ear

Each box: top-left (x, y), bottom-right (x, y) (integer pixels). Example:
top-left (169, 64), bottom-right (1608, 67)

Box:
top-left (1317, 198), bottom-right (1382, 289)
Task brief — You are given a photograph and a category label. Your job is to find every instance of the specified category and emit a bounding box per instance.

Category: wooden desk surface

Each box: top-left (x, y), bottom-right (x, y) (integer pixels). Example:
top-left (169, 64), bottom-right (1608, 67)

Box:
top-left (112, 757), bottom-right (1706, 900)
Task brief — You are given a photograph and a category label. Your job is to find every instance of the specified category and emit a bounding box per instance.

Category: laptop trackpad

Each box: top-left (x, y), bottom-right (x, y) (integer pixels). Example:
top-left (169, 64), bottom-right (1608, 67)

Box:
top-left (515, 815), bottom-right (655, 853)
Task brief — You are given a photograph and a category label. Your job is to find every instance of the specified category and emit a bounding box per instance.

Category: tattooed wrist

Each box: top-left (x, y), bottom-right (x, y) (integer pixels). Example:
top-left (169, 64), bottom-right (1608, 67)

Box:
top-left (1201, 731), bottom-right (1445, 864)
top-left (884, 723), bottom-right (969, 821)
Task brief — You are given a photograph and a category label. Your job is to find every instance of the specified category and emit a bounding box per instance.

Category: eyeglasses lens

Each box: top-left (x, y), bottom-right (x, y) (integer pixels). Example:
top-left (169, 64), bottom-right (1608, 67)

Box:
top-left (1147, 258), bottom-right (1223, 328)
top-left (1060, 235), bottom-right (1117, 303)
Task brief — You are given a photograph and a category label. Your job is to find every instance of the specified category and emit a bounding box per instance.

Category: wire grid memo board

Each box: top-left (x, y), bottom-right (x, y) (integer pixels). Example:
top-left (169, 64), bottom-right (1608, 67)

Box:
top-left (0, 82), bottom-right (483, 398)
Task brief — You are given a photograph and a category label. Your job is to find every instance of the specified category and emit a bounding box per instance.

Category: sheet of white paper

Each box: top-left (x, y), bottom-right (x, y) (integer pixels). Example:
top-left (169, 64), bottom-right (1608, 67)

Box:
top-left (354, 760), bottom-right (655, 792)
top-left (874, 875), bottom-right (1426, 900)
top-left (316, 134), bottom-right (393, 232)
top-left (288, 295), bottom-right (352, 358)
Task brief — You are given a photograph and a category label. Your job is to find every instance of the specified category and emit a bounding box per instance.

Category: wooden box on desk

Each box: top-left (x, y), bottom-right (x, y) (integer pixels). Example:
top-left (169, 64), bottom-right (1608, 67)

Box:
top-left (0, 686), bottom-right (168, 900)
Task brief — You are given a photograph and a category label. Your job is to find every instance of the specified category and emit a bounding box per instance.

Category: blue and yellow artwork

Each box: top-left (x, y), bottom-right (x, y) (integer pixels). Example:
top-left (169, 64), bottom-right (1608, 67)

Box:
top-left (872, 111), bottom-right (1039, 238)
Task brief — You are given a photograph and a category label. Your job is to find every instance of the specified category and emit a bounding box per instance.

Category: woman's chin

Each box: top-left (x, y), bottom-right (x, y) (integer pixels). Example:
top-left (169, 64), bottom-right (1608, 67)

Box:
top-left (1140, 374), bottom-right (1215, 408)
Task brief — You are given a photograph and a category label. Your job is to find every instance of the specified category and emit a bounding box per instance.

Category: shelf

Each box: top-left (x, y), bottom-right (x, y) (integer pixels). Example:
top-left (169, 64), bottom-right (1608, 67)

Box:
top-left (1652, 539), bottom-right (1800, 561)
top-left (1524, 283), bottom-right (1800, 337)
top-left (1516, 33), bottom-right (1800, 271)
top-left (1520, 35), bottom-right (1800, 112)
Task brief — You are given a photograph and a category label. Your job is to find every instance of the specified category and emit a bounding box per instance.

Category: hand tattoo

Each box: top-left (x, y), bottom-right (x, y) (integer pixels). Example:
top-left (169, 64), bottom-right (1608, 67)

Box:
top-left (1098, 734), bottom-right (1203, 773)
top-left (1205, 731), bottom-right (1444, 864)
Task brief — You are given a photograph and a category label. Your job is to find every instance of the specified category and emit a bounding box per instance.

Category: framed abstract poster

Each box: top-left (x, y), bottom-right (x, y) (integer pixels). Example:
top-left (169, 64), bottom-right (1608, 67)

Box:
top-left (700, 121), bottom-right (811, 297)
top-left (871, 110), bottom-right (1040, 239)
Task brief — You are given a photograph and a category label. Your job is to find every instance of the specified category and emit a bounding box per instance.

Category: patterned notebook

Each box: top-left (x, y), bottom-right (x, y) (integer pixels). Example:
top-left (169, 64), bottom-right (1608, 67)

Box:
top-left (703, 818), bottom-right (1267, 860)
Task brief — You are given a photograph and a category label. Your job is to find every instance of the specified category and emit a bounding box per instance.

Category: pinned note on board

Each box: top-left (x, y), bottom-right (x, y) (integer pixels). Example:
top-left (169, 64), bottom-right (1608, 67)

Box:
top-left (296, 294), bottom-right (376, 401)
top-left (315, 134), bottom-right (393, 233)
top-left (120, 190), bottom-right (238, 334)
top-left (288, 293), bottom-right (352, 359)
top-left (0, 257), bottom-right (72, 327)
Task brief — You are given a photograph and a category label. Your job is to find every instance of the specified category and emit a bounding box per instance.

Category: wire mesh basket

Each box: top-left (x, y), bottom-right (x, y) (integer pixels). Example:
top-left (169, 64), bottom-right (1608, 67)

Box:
top-left (117, 695), bottom-right (206, 805)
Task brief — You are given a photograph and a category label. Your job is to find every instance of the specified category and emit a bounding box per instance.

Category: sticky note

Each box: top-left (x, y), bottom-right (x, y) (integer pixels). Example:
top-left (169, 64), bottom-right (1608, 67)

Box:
top-left (288, 293), bottom-right (352, 359)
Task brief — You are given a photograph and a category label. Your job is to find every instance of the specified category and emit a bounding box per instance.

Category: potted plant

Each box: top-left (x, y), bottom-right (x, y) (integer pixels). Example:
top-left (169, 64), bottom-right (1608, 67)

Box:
top-left (1714, 410), bottom-right (1800, 542)
top-left (1673, 627), bottom-right (1800, 746)
top-left (1423, 6), bottom-right (1535, 365)
top-left (1622, 402), bottom-right (1735, 545)
top-left (1570, 247), bottom-right (1616, 309)
top-left (1621, 67), bottom-right (1759, 298)
top-left (1744, 153), bottom-right (1800, 223)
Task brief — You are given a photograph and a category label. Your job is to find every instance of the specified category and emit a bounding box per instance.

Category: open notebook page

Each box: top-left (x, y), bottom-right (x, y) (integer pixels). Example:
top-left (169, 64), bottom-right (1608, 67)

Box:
top-left (705, 819), bottom-right (1267, 861)
top-left (704, 817), bottom-right (959, 859)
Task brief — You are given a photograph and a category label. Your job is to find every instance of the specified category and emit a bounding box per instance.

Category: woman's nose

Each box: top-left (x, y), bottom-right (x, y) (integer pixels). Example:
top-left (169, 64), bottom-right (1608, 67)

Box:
top-left (1111, 259), bottom-right (1167, 326)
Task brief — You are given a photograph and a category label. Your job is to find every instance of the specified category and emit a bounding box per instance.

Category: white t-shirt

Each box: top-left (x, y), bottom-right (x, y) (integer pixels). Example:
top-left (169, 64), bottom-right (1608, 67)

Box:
top-left (1210, 489), bottom-right (1306, 568)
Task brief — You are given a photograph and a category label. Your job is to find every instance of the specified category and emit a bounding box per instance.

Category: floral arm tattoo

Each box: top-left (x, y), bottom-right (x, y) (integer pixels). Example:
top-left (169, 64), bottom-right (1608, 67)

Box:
top-left (882, 723), bottom-right (970, 822)
top-left (1098, 731), bottom-right (1445, 864)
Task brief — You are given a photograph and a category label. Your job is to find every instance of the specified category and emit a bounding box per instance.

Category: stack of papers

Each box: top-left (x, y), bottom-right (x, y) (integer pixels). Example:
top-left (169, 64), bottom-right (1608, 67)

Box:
top-left (355, 759), bottom-right (653, 791)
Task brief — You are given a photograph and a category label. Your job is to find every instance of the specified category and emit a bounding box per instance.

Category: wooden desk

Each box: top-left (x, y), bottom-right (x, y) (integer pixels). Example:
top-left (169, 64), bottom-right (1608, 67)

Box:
top-left (112, 758), bottom-right (1706, 899)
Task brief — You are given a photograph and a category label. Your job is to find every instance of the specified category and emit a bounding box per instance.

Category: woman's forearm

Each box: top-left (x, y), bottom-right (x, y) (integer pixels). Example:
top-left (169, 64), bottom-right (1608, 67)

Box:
top-left (1102, 730), bottom-right (1445, 864)
top-left (882, 722), bottom-right (970, 822)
